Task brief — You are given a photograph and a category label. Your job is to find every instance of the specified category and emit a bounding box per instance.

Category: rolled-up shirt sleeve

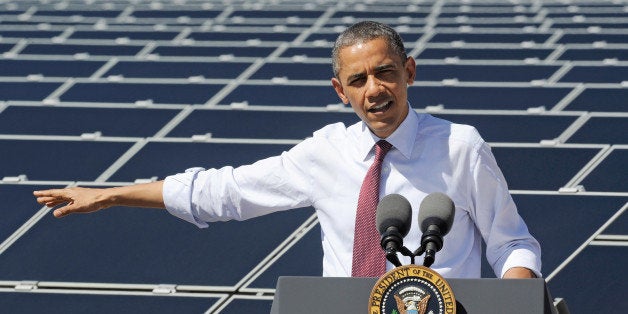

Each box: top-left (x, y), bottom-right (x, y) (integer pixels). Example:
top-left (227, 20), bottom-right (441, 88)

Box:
top-left (162, 141), bottom-right (315, 228)
top-left (470, 141), bottom-right (543, 278)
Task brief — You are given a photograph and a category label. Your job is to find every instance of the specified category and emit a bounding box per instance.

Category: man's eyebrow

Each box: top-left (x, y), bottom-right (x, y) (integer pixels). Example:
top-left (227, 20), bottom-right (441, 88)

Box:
top-left (374, 63), bottom-right (396, 72)
top-left (346, 63), bottom-right (397, 82)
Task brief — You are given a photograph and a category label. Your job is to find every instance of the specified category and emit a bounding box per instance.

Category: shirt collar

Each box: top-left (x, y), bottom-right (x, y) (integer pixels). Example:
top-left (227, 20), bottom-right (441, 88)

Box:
top-left (358, 103), bottom-right (420, 160)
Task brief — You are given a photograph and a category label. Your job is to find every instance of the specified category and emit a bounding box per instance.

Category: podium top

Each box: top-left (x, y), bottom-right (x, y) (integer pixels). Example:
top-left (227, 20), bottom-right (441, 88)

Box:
top-left (271, 276), bottom-right (557, 314)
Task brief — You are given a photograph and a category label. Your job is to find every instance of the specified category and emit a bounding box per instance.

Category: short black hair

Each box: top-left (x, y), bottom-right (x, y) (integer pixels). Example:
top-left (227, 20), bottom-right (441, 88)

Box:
top-left (331, 21), bottom-right (407, 78)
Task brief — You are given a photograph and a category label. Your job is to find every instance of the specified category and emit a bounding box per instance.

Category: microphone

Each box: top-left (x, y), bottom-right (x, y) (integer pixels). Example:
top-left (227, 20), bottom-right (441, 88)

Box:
top-left (376, 194), bottom-right (412, 267)
top-left (417, 192), bottom-right (455, 268)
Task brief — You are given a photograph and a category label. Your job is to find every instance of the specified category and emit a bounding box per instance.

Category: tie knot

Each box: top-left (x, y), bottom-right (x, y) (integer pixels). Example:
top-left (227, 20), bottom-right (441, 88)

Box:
top-left (375, 140), bottom-right (393, 160)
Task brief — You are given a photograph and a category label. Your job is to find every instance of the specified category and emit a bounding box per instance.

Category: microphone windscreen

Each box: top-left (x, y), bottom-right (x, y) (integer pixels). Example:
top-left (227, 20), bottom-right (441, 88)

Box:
top-left (376, 194), bottom-right (412, 237)
top-left (418, 192), bottom-right (455, 235)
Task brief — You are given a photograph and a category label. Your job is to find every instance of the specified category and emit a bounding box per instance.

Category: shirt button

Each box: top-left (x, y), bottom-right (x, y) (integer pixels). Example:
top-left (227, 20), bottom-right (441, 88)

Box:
top-left (382, 166), bottom-right (390, 173)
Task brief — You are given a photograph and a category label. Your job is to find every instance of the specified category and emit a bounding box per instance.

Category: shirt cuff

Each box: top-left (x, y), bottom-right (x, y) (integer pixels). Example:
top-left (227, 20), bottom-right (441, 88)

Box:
top-left (163, 167), bottom-right (209, 228)
top-left (499, 248), bottom-right (542, 278)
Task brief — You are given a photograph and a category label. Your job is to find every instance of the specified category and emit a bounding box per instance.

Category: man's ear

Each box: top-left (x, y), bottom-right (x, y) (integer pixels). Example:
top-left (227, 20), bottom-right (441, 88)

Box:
top-left (405, 56), bottom-right (417, 85)
top-left (331, 77), bottom-right (349, 104)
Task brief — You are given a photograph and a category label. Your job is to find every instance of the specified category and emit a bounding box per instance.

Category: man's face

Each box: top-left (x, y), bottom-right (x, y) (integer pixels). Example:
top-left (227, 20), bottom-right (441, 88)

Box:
top-left (332, 38), bottom-right (416, 138)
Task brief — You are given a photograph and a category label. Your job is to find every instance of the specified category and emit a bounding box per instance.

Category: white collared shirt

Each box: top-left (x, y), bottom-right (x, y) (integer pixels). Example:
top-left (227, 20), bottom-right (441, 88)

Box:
top-left (163, 107), bottom-right (541, 278)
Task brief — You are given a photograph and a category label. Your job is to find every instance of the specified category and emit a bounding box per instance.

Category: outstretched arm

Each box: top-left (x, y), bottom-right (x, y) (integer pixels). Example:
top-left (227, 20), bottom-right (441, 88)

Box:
top-left (34, 181), bottom-right (165, 218)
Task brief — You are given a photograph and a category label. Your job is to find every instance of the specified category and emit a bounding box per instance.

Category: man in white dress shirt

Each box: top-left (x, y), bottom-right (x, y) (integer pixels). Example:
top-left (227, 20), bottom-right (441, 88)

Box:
top-left (34, 21), bottom-right (540, 279)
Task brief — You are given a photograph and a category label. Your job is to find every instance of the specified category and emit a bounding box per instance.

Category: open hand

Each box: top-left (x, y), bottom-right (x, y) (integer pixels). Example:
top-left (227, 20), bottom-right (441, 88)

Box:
top-left (33, 187), bottom-right (110, 218)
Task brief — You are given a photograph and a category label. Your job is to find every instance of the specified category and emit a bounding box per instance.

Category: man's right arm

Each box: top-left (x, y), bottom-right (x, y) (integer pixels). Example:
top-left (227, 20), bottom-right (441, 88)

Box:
top-left (33, 181), bottom-right (165, 218)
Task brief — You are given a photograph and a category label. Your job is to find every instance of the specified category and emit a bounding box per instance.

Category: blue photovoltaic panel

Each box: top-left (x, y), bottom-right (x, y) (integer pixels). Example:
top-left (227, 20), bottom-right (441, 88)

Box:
top-left (547, 246), bottom-right (628, 313)
top-left (152, 45), bottom-right (277, 57)
top-left (34, 10), bottom-right (122, 18)
top-left (131, 10), bottom-right (222, 18)
top-left (0, 204), bottom-right (314, 285)
top-left (415, 64), bottom-right (561, 82)
top-left (432, 114), bottom-right (577, 143)
top-left (429, 33), bottom-right (552, 44)
top-left (70, 30), bottom-right (180, 40)
top-left (491, 147), bottom-right (601, 190)
top-left (332, 11), bottom-right (429, 19)
top-left (0, 140), bottom-right (133, 181)
top-left (60, 82), bottom-right (226, 105)
top-left (0, 292), bottom-right (218, 313)
top-left (167, 109), bottom-right (357, 139)
top-left (512, 194), bottom-right (627, 276)
top-left (104, 61), bottom-right (253, 79)
top-left (0, 106), bottom-right (179, 137)
top-left (564, 88), bottom-right (628, 112)
top-left (0, 43), bottom-right (15, 53)
top-left (220, 299), bottom-right (274, 313)
top-left (0, 30), bottom-right (62, 39)
top-left (229, 10), bottom-right (324, 19)
top-left (407, 86), bottom-right (572, 110)
top-left (250, 62), bottom-right (332, 80)
top-left (107, 142), bottom-right (294, 182)
top-left (579, 149), bottom-right (628, 192)
top-left (0, 184), bottom-right (61, 243)
top-left (568, 117), bottom-right (628, 144)
top-left (188, 31), bottom-right (300, 42)
top-left (559, 65), bottom-right (628, 83)
top-left (558, 48), bottom-right (628, 61)
top-left (280, 47), bottom-right (332, 58)
top-left (0, 82), bottom-right (61, 101)
top-left (20, 43), bottom-right (144, 56)
top-left (220, 85), bottom-right (340, 107)
top-left (557, 33), bottom-right (628, 44)
top-left (0, 59), bottom-right (105, 77)
top-left (247, 224), bottom-right (323, 289)
top-left (417, 47), bottom-right (554, 60)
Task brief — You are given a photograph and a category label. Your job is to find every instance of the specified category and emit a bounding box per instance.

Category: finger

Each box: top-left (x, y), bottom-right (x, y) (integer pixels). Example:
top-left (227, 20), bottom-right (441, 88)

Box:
top-left (53, 204), bottom-right (75, 218)
top-left (34, 189), bottom-right (72, 197)
top-left (36, 196), bottom-right (64, 204)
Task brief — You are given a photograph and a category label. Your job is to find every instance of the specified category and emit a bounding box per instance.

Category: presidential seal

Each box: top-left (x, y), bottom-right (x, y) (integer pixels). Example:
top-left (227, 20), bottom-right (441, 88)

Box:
top-left (369, 265), bottom-right (455, 314)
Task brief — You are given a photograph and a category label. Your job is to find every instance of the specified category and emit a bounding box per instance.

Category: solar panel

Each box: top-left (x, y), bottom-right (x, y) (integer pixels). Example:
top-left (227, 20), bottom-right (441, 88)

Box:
top-left (104, 61), bottom-right (253, 79)
top-left (0, 292), bottom-right (220, 313)
top-left (107, 142), bottom-right (294, 182)
top-left (0, 59), bottom-right (105, 77)
top-left (559, 65), bottom-right (628, 83)
top-left (417, 47), bottom-right (554, 60)
top-left (565, 88), bottom-right (628, 112)
top-left (20, 43), bottom-right (144, 56)
top-left (0, 139), bottom-right (133, 181)
top-left (415, 64), bottom-right (561, 82)
top-left (0, 82), bottom-right (61, 101)
top-left (432, 113), bottom-right (578, 143)
top-left (547, 246), bottom-right (627, 313)
top-left (167, 109), bottom-right (357, 139)
top-left (579, 149), bottom-right (628, 192)
top-left (220, 85), bottom-right (340, 107)
top-left (558, 48), bottom-right (628, 61)
top-left (492, 146), bottom-right (602, 190)
top-left (568, 116), bottom-right (628, 144)
top-left (407, 86), bottom-right (572, 110)
top-left (0, 106), bottom-right (179, 137)
top-left (60, 83), bottom-right (226, 105)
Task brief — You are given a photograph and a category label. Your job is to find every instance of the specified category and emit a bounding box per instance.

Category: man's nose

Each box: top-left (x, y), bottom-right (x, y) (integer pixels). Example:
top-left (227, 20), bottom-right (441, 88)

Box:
top-left (365, 76), bottom-right (384, 99)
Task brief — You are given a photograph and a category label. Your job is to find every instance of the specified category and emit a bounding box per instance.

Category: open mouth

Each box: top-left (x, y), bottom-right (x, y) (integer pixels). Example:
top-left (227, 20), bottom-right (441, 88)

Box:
top-left (368, 101), bottom-right (392, 113)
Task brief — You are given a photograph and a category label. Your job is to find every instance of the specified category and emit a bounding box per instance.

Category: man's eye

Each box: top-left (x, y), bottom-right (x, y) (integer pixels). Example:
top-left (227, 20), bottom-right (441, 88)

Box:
top-left (349, 78), bottom-right (365, 86)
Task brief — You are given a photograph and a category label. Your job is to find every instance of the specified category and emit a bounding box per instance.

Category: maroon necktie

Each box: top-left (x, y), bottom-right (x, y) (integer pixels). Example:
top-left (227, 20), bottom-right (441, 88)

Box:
top-left (352, 140), bottom-right (393, 277)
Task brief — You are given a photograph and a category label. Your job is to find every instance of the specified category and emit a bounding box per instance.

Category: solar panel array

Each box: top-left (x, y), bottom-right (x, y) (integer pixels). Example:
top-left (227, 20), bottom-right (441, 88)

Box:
top-left (0, 0), bottom-right (626, 313)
